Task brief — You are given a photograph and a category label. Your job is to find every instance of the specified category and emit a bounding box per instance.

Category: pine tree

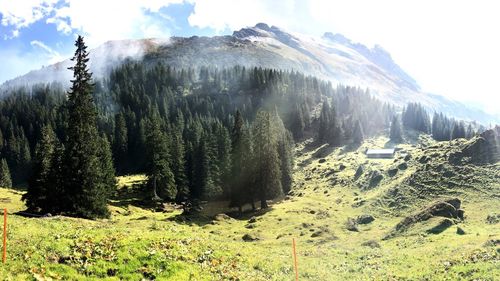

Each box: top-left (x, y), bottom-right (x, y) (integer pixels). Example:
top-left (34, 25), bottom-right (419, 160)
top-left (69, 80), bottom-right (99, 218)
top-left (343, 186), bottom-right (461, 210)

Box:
top-left (230, 110), bottom-right (245, 211)
top-left (197, 131), bottom-right (221, 199)
top-left (451, 121), bottom-right (466, 139)
top-left (0, 159), bottom-right (12, 188)
top-left (253, 110), bottom-right (282, 209)
top-left (290, 104), bottom-right (305, 139)
top-left (278, 130), bottom-right (294, 194)
top-left (171, 128), bottom-right (188, 202)
top-left (113, 112), bottom-right (128, 173)
top-left (402, 103), bottom-right (430, 133)
top-left (230, 111), bottom-right (257, 212)
top-left (215, 124), bottom-right (232, 199)
top-left (19, 138), bottom-right (32, 183)
top-left (63, 35), bottom-right (114, 218)
top-left (24, 125), bottom-right (57, 211)
top-left (145, 115), bottom-right (175, 201)
top-left (318, 100), bottom-right (342, 145)
top-left (5, 130), bottom-right (20, 184)
top-left (98, 135), bottom-right (117, 198)
top-left (318, 101), bottom-right (332, 143)
top-left (389, 115), bottom-right (404, 143)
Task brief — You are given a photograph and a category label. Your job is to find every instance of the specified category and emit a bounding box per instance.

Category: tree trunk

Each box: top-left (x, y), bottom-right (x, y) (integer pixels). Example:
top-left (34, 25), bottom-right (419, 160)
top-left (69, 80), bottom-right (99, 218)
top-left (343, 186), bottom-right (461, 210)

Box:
top-left (152, 177), bottom-right (161, 201)
top-left (260, 198), bottom-right (268, 209)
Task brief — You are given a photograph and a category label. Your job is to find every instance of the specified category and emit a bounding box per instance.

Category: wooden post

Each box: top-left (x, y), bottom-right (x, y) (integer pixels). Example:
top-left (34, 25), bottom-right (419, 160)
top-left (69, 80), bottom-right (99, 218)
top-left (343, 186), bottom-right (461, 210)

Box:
top-left (2, 208), bottom-right (6, 264)
top-left (292, 238), bottom-right (298, 281)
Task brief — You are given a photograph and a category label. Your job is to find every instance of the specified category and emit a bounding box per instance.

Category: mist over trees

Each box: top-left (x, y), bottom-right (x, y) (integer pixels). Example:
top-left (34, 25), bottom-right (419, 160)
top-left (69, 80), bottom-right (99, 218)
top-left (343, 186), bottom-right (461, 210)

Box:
top-left (0, 47), bottom-right (487, 217)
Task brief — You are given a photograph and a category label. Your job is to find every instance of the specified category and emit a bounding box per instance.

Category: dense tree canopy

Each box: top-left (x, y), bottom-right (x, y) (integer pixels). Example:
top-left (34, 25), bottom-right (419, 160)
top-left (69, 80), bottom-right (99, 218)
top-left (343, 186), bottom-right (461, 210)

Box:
top-left (1, 52), bottom-right (485, 215)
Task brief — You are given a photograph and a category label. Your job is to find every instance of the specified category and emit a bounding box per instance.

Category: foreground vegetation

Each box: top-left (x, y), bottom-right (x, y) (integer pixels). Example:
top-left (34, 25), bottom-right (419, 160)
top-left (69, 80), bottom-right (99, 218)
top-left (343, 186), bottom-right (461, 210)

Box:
top-left (0, 134), bottom-right (498, 280)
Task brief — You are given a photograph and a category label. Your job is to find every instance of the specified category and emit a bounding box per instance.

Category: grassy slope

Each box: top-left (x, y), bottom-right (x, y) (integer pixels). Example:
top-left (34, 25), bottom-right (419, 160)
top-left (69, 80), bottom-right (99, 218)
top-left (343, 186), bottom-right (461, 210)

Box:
top-left (0, 136), bottom-right (499, 280)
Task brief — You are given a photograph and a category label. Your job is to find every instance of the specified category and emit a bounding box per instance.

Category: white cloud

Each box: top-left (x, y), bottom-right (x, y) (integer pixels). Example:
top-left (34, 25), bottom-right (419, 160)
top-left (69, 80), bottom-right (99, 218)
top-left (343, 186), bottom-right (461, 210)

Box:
top-left (0, 0), bottom-right (59, 37)
top-left (30, 39), bottom-right (63, 63)
top-left (0, 0), bottom-right (183, 46)
top-left (45, 0), bottom-right (184, 46)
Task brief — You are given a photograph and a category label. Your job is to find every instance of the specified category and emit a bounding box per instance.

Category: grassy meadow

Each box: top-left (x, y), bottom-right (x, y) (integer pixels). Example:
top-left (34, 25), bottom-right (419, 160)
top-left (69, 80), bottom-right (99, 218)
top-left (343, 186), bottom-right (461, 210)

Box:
top-left (0, 136), bottom-right (498, 280)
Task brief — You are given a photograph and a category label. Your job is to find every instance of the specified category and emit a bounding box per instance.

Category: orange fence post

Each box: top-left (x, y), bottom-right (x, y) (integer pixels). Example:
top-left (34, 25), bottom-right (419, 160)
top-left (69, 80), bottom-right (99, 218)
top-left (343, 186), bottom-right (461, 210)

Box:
top-left (2, 208), bottom-right (6, 264)
top-left (292, 238), bottom-right (298, 281)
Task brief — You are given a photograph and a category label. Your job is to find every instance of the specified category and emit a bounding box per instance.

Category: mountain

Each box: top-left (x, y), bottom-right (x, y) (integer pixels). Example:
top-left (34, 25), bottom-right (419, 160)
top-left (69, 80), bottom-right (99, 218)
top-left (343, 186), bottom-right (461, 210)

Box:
top-left (1, 23), bottom-right (497, 124)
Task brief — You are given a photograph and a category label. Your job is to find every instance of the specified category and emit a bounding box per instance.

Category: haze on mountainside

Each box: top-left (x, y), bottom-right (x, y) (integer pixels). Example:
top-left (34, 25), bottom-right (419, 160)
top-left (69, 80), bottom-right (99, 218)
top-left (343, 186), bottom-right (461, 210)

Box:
top-left (0, 1), bottom-right (499, 280)
top-left (1, 23), bottom-right (499, 125)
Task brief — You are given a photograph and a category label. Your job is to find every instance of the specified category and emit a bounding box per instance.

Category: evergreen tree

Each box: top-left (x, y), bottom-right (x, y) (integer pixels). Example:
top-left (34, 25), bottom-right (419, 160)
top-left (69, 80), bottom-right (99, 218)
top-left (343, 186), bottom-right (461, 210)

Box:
top-left (19, 138), bottom-right (32, 183)
top-left (215, 125), bottom-right (232, 199)
top-left (318, 100), bottom-right (342, 145)
top-left (230, 110), bottom-right (245, 211)
top-left (0, 159), bottom-right (12, 188)
top-left (253, 110), bottom-right (282, 209)
top-left (278, 130), bottom-right (294, 194)
top-left (451, 121), bottom-right (466, 139)
top-left (113, 112), bottom-right (128, 173)
top-left (145, 115), bottom-right (176, 201)
top-left (98, 135), bottom-right (117, 197)
top-left (63, 35), bottom-right (114, 218)
top-left (230, 111), bottom-right (257, 212)
top-left (24, 125), bottom-right (57, 211)
top-left (171, 129), bottom-right (188, 202)
top-left (290, 104), bottom-right (305, 139)
top-left (402, 103), bottom-right (430, 133)
top-left (389, 115), bottom-right (404, 143)
top-left (318, 101), bottom-right (332, 143)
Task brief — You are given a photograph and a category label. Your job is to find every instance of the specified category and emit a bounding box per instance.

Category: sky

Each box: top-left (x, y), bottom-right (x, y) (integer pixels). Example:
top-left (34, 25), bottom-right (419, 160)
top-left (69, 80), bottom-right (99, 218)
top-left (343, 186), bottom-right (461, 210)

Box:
top-left (0, 0), bottom-right (498, 114)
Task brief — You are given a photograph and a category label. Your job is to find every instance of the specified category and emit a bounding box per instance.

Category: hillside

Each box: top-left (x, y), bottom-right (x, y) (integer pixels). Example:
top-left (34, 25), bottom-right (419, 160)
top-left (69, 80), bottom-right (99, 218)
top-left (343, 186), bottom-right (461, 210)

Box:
top-left (1, 24), bottom-right (497, 124)
top-left (1, 133), bottom-right (498, 280)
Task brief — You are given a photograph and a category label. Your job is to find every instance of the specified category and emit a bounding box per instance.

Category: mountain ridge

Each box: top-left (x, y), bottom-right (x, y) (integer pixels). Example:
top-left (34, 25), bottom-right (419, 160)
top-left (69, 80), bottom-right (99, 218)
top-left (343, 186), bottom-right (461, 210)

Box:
top-left (1, 23), bottom-right (497, 124)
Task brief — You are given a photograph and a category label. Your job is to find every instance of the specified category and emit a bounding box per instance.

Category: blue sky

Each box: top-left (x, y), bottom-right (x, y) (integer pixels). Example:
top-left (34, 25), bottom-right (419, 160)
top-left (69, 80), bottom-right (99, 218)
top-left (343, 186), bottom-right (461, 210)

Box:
top-left (0, 0), bottom-right (499, 114)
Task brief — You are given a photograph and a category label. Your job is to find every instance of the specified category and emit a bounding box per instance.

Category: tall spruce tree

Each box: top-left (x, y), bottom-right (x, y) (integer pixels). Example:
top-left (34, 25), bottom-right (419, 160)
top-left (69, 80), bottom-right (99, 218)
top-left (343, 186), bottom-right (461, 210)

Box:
top-left (253, 110), bottom-right (282, 209)
top-left (145, 115), bottom-right (176, 201)
top-left (215, 124), bottom-right (232, 198)
top-left (318, 100), bottom-right (342, 145)
top-left (63, 35), bottom-right (115, 218)
top-left (171, 128), bottom-right (188, 202)
top-left (0, 159), bottom-right (12, 188)
top-left (278, 129), bottom-right (294, 194)
top-left (230, 110), bottom-right (245, 211)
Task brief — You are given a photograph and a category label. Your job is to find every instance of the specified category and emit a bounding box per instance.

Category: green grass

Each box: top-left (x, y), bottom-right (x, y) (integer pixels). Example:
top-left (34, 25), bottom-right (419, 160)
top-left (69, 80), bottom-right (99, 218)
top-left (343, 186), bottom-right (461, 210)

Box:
top-left (0, 135), bottom-right (499, 280)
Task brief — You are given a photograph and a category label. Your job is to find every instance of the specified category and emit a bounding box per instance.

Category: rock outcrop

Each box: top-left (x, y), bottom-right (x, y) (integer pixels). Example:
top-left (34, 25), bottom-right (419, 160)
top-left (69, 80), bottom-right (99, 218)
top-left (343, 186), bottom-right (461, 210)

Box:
top-left (450, 126), bottom-right (500, 164)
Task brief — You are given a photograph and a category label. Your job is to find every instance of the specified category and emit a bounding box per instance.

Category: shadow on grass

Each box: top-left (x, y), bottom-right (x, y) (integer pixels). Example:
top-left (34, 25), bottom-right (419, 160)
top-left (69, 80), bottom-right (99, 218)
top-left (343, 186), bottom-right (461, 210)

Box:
top-left (108, 183), bottom-right (158, 210)
top-left (168, 200), bottom-right (274, 227)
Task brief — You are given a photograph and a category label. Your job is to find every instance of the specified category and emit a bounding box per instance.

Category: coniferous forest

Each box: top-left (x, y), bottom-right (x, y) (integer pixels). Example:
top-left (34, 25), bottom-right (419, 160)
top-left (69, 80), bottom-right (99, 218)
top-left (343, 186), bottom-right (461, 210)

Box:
top-left (0, 36), bottom-right (483, 219)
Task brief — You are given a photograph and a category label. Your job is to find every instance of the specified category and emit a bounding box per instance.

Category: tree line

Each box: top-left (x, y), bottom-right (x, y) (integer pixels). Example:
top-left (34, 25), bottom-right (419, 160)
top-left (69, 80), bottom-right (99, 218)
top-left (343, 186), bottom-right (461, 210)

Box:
top-left (388, 102), bottom-right (484, 143)
top-left (0, 37), bottom-right (487, 218)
